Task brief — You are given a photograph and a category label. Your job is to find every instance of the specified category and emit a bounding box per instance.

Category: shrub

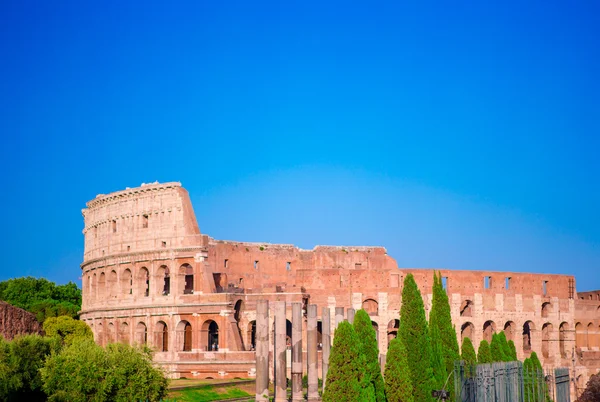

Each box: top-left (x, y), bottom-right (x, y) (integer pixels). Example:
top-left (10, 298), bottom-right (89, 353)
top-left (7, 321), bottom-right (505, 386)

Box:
top-left (477, 340), bottom-right (492, 364)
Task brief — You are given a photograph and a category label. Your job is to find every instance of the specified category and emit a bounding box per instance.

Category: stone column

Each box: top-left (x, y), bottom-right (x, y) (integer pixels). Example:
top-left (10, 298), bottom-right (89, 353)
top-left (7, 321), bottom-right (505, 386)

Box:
top-left (274, 302), bottom-right (287, 402)
top-left (255, 301), bottom-right (270, 402)
top-left (307, 304), bottom-right (319, 401)
top-left (322, 306), bottom-right (331, 393)
top-left (347, 308), bottom-right (356, 324)
top-left (335, 307), bottom-right (344, 328)
top-left (292, 303), bottom-right (303, 401)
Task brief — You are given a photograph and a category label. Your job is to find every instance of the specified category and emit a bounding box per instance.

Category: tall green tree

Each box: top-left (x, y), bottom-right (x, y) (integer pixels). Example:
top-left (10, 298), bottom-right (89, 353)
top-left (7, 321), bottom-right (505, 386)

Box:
top-left (429, 320), bottom-right (447, 390)
top-left (384, 337), bottom-right (414, 402)
top-left (323, 321), bottom-right (373, 402)
top-left (490, 333), bottom-right (506, 363)
top-left (523, 357), bottom-right (534, 402)
top-left (477, 340), bottom-right (492, 364)
top-left (507, 340), bottom-right (518, 361)
top-left (428, 272), bottom-right (459, 397)
top-left (497, 332), bottom-right (512, 362)
top-left (529, 352), bottom-right (552, 402)
top-left (399, 273), bottom-right (435, 402)
top-left (354, 309), bottom-right (386, 402)
top-left (461, 337), bottom-right (477, 378)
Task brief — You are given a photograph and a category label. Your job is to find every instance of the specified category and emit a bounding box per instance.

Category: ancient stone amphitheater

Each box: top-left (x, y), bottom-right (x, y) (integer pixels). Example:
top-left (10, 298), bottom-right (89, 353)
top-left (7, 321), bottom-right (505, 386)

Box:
top-left (79, 182), bottom-right (600, 395)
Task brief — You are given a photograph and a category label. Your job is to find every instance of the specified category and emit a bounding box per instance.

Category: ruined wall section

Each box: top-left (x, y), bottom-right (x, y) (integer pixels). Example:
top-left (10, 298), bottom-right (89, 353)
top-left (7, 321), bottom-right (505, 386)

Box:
top-left (82, 182), bottom-right (202, 262)
top-left (0, 301), bottom-right (43, 340)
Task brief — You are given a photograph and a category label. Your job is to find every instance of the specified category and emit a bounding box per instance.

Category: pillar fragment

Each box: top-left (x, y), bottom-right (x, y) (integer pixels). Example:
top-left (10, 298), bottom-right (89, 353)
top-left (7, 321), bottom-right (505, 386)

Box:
top-left (347, 307), bottom-right (356, 324)
top-left (274, 301), bottom-right (287, 402)
top-left (292, 303), bottom-right (303, 401)
top-left (307, 304), bottom-right (319, 401)
top-left (255, 300), bottom-right (269, 401)
top-left (335, 307), bottom-right (344, 328)
top-left (322, 307), bottom-right (331, 393)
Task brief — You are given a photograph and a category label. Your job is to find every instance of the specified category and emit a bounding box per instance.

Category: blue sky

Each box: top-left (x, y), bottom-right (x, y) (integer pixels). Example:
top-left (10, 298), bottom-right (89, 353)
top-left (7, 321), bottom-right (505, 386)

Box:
top-left (1, 1), bottom-right (599, 290)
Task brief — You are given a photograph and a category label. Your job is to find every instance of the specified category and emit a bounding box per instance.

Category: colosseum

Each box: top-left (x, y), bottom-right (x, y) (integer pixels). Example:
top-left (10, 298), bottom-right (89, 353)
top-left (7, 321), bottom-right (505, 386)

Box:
top-left (79, 182), bottom-right (600, 396)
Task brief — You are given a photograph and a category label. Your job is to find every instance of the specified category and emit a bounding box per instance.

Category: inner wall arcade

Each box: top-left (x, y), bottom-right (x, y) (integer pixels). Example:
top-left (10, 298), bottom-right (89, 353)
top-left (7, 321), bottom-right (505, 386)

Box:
top-left (79, 182), bottom-right (600, 391)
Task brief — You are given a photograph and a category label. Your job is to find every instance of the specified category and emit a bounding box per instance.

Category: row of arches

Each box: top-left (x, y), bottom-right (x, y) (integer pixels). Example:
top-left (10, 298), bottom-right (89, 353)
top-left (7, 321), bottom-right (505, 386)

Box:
top-left (575, 322), bottom-right (600, 350)
top-left (86, 264), bottom-right (195, 301)
top-left (460, 320), bottom-right (571, 359)
top-left (90, 319), bottom-right (220, 352)
top-left (459, 300), bottom-right (555, 318)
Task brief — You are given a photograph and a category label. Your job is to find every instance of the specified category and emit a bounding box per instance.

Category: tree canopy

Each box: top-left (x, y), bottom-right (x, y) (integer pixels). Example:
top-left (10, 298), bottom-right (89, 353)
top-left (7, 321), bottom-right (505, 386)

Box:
top-left (353, 309), bottom-right (385, 402)
top-left (43, 316), bottom-right (93, 346)
top-left (384, 337), bottom-right (414, 402)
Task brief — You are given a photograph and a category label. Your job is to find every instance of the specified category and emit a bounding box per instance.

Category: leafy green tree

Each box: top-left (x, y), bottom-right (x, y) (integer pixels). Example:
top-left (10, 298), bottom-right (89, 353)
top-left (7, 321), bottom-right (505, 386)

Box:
top-left (497, 332), bottom-right (512, 362)
top-left (323, 321), bottom-right (373, 402)
top-left (477, 340), bottom-right (492, 364)
top-left (353, 309), bottom-right (386, 402)
top-left (461, 337), bottom-right (477, 378)
top-left (0, 335), bottom-right (60, 401)
top-left (41, 338), bottom-right (168, 402)
top-left (428, 272), bottom-right (459, 397)
top-left (43, 316), bottom-right (93, 346)
top-left (490, 333), bottom-right (506, 363)
top-left (507, 340), bottom-right (518, 361)
top-left (399, 274), bottom-right (435, 402)
top-left (384, 337), bottom-right (414, 402)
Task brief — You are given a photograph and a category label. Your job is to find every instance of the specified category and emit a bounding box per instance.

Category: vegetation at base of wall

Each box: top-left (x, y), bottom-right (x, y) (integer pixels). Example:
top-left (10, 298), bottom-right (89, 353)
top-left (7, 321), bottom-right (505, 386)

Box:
top-left (43, 316), bottom-right (93, 346)
top-left (497, 331), bottom-right (513, 362)
top-left (490, 333), bottom-right (506, 363)
top-left (398, 273), bottom-right (435, 402)
top-left (0, 277), bottom-right (81, 322)
top-left (322, 321), bottom-right (373, 402)
top-left (428, 272), bottom-right (459, 397)
top-left (353, 309), bottom-right (386, 402)
top-left (477, 339), bottom-right (492, 364)
top-left (384, 337), bottom-right (414, 402)
top-left (461, 337), bottom-right (477, 378)
top-left (507, 340), bottom-right (518, 361)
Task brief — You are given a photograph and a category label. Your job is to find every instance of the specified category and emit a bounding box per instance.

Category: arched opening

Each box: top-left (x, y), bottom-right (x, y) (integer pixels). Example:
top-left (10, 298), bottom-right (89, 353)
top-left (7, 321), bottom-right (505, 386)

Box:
top-left (177, 321), bottom-right (193, 351)
top-left (120, 322), bottom-right (130, 344)
top-left (575, 322), bottom-right (584, 348)
top-left (247, 320), bottom-right (256, 350)
top-left (286, 319), bottom-right (292, 348)
top-left (362, 299), bottom-right (379, 316)
top-left (559, 322), bottom-right (568, 358)
top-left (387, 319), bottom-right (399, 343)
top-left (234, 300), bottom-right (244, 322)
top-left (139, 267), bottom-right (149, 297)
top-left (504, 321), bottom-right (516, 341)
top-left (182, 264), bottom-right (194, 294)
top-left (460, 300), bottom-right (473, 317)
top-left (523, 321), bottom-right (535, 352)
top-left (207, 321), bottom-right (218, 351)
top-left (542, 323), bottom-right (553, 358)
top-left (587, 323), bottom-right (595, 349)
top-left (576, 375), bottom-right (585, 395)
top-left (156, 321), bottom-right (169, 352)
top-left (107, 322), bottom-right (116, 343)
top-left (108, 270), bottom-right (117, 298)
top-left (317, 321), bottom-right (323, 350)
top-left (483, 320), bottom-right (496, 343)
top-left (461, 322), bottom-right (475, 343)
top-left (97, 323), bottom-right (103, 345)
top-left (121, 269), bottom-right (132, 295)
top-left (372, 321), bottom-right (379, 343)
top-left (90, 274), bottom-right (96, 300)
top-left (157, 266), bottom-right (170, 295)
top-left (98, 273), bottom-right (106, 299)
top-left (541, 302), bottom-right (552, 318)
top-left (135, 322), bottom-right (147, 345)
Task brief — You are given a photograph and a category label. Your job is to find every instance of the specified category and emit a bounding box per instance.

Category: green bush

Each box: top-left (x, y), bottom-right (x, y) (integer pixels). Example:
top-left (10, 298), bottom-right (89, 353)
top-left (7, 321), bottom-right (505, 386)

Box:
top-left (43, 316), bottom-right (93, 346)
top-left (477, 340), bottom-right (492, 364)
top-left (461, 337), bottom-right (477, 378)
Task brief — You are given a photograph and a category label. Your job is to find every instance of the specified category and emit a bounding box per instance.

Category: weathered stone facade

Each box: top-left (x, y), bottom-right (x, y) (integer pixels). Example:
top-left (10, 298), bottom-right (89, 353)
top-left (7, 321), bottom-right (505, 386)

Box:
top-left (0, 301), bottom-right (43, 340)
top-left (79, 182), bottom-right (600, 396)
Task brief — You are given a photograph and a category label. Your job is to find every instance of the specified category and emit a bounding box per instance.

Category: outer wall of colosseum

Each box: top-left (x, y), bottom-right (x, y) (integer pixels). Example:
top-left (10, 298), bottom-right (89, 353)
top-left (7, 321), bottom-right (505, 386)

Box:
top-left (79, 182), bottom-right (600, 396)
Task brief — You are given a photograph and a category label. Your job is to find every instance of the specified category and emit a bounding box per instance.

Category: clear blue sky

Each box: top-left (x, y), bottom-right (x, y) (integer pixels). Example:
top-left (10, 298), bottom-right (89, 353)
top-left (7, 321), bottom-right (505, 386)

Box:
top-left (1, 1), bottom-right (599, 290)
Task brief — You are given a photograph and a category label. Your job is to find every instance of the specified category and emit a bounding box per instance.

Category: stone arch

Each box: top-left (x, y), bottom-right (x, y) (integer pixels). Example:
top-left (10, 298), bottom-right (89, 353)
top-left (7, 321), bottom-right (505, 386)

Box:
top-left (98, 272), bottom-right (106, 299)
top-left (541, 302), bottom-right (552, 318)
top-left (460, 300), bottom-right (473, 317)
top-left (559, 322), bottom-right (568, 358)
top-left (461, 322), bottom-right (475, 343)
top-left (120, 322), bottom-right (130, 344)
top-left (178, 320), bottom-right (193, 351)
top-left (157, 265), bottom-right (170, 295)
top-left (371, 321), bottom-right (379, 342)
top-left (483, 320), bottom-right (496, 343)
top-left (156, 321), bottom-right (169, 352)
top-left (575, 322), bottom-right (585, 348)
top-left (201, 320), bottom-right (218, 351)
top-left (587, 322), bottom-right (596, 349)
top-left (135, 322), bottom-right (147, 345)
top-left (387, 319), bottom-right (399, 343)
top-left (87, 274), bottom-right (94, 301)
top-left (504, 321), bottom-right (516, 341)
top-left (107, 322), bottom-right (116, 343)
top-left (96, 322), bottom-right (103, 345)
top-left (362, 299), bottom-right (379, 316)
top-left (90, 273), bottom-right (96, 300)
top-left (181, 264), bottom-right (194, 294)
top-left (108, 270), bottom-right (118, 298)
top-left (121, 269), bottom-right (132, 295)
top-left (138, 267), bottom-right (149, 297)
top-left (542, 322), bottom-right (553, 358)
top-left (247, 320), bottom-right (256, 350)
top-left (523, 321), bottom-right (535, 352)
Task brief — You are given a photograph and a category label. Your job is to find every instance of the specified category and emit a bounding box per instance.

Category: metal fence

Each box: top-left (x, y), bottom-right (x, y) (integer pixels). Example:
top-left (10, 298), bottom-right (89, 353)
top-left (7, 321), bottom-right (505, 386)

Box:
top-left (454, 361), bottom-right (571, 402)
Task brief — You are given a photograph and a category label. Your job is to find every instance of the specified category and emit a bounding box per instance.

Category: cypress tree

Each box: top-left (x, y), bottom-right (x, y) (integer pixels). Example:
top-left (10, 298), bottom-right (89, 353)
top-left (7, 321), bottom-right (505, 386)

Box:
top-left (323, 321), bottom-right (371, 402)
top-left (399, 273), bottom-right (435, 402)
top-left (429, 320), bottom-right (447, 390)
top-left (523, 357), bottom-right (534, 402)
top-left (477, 340), bottom-right (492, 364)
top-left (507, 340), bottom-right (518, 361)
top-left (461, 337), bottom-right (477, 378)
top-left (490, 333), bottom-right (505, 363)
top-left (497, 331), bottom-right (512, 362)
top-left (354, 309), bottom-right (386, 402)
top-left (428, 272), bottom-right (460, 398)
top-left (384, 337), bottom-right (414, 402)
top-left (529, 352), bottom-right (552, 402)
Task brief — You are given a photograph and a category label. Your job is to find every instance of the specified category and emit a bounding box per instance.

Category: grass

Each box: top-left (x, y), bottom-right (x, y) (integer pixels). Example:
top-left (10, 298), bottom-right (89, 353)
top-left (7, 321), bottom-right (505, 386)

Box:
top-left (165, 384), bottom-right (252, 402)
